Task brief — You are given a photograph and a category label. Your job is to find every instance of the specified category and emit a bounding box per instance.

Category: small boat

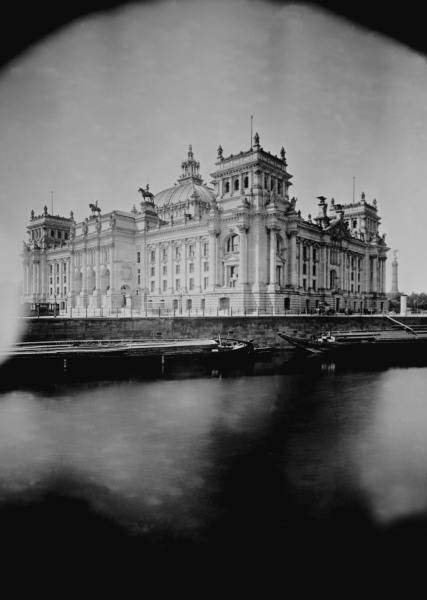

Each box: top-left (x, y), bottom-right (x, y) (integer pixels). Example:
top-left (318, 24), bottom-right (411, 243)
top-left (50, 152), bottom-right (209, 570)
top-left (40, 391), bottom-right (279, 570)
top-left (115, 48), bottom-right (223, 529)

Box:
top-left (212, 335), bottom-right (255, 357)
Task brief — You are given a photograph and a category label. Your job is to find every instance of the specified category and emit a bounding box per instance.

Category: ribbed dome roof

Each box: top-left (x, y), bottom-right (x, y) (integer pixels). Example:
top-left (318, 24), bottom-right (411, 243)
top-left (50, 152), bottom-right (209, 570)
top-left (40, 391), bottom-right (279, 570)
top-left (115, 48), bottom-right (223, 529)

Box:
top-left (153, 145), bottom-right (215, 208)
top-left (154, 180), bottom-right (215, 208)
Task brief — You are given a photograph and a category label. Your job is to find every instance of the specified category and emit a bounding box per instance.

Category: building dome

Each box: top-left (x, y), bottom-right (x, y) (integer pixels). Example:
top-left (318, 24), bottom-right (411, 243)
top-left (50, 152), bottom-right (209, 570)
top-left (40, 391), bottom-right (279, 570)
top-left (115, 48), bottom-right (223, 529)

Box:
top-left (154, 180), bottom-right (215, 208)
top-left (153, 145), bottom-right (215, 208)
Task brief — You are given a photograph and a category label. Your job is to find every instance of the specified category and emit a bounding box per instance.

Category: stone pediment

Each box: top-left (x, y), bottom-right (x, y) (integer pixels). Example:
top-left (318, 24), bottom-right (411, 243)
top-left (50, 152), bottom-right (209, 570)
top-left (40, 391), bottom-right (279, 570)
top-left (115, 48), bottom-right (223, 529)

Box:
top-left (326, 219), bottom-right (352, 242)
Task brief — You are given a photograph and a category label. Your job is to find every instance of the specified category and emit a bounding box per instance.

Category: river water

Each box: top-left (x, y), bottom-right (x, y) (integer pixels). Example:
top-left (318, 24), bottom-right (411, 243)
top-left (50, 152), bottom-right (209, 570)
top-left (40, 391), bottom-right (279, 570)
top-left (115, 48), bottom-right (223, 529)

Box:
top-left (1, 359), bottom-right (427, 582)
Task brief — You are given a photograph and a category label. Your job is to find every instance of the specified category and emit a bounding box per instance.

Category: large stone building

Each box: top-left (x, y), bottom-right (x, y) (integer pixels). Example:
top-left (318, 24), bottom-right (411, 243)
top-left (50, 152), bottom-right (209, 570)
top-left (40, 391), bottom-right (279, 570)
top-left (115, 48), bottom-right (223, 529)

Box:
top-left (22, 133), bottom-right (389, 315)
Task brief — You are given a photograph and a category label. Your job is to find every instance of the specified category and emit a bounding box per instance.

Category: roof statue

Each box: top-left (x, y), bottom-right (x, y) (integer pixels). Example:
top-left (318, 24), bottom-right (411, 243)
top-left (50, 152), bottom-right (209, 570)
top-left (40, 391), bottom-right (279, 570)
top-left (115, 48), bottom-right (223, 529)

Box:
top-left (138, 184), bottom-right (154, 201)
top-left (217, 145), bottom-right (223, 159)
top-left (280, 146), bottom-right (287, 165)
top-left (89, 200), bottom-right (101, 216)
top-left (253, 132), bottom-right (260, 149)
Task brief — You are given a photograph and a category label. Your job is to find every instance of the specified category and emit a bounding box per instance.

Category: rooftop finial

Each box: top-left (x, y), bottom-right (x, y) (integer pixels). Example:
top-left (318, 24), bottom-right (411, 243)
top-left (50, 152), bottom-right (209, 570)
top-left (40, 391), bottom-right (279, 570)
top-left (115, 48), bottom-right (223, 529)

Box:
top-left (188, 144), bottom-right (193, 158)
top-left (217, 144), bottom-right (223, 159)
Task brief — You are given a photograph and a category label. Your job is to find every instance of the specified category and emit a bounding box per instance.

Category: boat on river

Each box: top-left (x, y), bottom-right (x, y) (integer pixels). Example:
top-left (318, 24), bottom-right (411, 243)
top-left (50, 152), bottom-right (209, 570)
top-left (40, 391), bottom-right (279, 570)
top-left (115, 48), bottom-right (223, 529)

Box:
top-left (1, 337), bottom-right (254, 360)
top-left (278, 318), bottom-right (427, 360)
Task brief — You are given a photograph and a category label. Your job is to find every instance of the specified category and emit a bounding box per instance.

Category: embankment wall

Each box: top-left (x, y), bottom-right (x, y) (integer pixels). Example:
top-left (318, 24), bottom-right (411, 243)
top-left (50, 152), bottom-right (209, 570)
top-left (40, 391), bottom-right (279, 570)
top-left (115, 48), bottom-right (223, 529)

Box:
top-left (19, 316), bottom-right (427, 347)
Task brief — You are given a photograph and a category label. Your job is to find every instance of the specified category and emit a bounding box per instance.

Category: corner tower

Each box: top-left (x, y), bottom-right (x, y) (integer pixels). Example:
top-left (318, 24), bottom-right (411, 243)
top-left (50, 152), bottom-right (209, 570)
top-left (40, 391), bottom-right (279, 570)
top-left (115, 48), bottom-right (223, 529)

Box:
top-left (210, 133), bottom-right (293, 210)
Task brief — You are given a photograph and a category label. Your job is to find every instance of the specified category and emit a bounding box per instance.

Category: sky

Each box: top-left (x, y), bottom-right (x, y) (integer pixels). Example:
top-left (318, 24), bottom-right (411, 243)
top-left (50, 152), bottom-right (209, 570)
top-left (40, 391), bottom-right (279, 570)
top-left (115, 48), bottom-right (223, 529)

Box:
top-left (1, 0), bottom-right (427, 305)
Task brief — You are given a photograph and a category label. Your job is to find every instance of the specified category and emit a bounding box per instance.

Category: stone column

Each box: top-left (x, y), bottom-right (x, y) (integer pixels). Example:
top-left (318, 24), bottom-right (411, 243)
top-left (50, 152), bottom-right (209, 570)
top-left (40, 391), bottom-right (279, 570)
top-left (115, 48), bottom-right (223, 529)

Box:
top-left (288, 232), bottom-right (298, 288)
top-left (182, 240), bottom-right (187, 293)
top-left (308, 244), bottom-right (313, 290)
top-left (238, 226), bottom-right (248, 286)
top-left (208, 233), bottom-right (216, 291)
top-left (32, 260), bottom-right (37, 297)
top-left (168, 241), bottom-right (174, 294)
top-left (68, 253), bottom-right (74, 306)
top-left (196, 237), bottom-right (202, 292)
top-left (95, 245), bottom-right (101, 290)
top-left (299, 241), bottom-right (304, 288)
top-left (40, 253), bottom-right (47, 301)
top-left (109, 244), bottom-right (114, 291)
top-left (372, 256), bottom-right (378, 293)
top-left (156, 245), bottom-right (161, 295)
top-left (82, 247), bottom-right (88, 294)
top-left (269, 228), bottom-right (276, 286)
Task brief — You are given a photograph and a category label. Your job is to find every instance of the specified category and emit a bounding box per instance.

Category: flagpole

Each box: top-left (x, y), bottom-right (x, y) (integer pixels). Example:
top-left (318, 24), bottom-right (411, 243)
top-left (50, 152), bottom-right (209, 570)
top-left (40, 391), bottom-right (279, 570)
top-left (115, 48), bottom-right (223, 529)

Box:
top-left (250, 115), bottom-right (253, 150)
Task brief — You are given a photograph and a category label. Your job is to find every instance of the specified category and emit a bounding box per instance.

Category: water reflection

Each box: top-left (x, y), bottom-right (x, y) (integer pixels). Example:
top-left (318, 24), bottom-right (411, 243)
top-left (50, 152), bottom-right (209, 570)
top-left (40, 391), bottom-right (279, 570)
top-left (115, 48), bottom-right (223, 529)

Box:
top-left (1, 365), bottom-right (427, 559)
top-left (0, 377), bottom-right (278, 540)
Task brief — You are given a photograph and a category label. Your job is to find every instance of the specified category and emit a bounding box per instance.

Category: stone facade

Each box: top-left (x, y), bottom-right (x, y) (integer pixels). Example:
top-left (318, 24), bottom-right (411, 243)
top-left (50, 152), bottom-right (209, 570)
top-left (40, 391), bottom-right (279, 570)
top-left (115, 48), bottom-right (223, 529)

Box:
top-left (21, 134), bottom-right (389, 315)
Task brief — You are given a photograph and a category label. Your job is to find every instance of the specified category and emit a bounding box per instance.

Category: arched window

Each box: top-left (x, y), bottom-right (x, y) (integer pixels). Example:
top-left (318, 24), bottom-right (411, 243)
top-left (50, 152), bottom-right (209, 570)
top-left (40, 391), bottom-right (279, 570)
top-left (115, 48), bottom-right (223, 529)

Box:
top-left (234, 179), bottom-right (239, 191)
top-left (330, 269), bottom-right (337, 289)
top-left (225, 181), bottom-right (230, 193)
top-left (244, 176), bottom-right (249, 188)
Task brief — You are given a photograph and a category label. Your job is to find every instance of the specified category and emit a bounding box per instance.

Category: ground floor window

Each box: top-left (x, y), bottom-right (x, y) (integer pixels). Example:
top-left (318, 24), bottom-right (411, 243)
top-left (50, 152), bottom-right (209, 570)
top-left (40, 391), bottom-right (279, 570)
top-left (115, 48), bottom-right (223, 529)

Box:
top-left (186, 299), bottom-right (192, 311)
top-left (173, 299), bottom-right (178, 310)
top-left (201, 298), bottom-right (205, 311)
top-left (284, 297), bottom-right (290, 310)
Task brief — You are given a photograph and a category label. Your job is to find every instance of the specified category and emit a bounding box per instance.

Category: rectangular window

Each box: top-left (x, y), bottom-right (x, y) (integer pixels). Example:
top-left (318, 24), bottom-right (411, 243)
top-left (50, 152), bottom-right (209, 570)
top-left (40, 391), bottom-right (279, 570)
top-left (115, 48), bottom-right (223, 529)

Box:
top-left (163, 265), bottom-right (167, 275)
top-left (137, 251), bottom-right (141, 263)
top-left (303, 263), bottom-right (307, 275)
top-left (203, 243), bottom-right (208, 257)
top-left (312, 265), bottom-right (316, 276)
top-left (175, 247), bottom-right (180, 260)
top-left (49, 265), bottom-right (53, 273)
top-left (64, 287), bottom-right (67, 295)
top-left (189, 263), bottom-right (194, 273)
top-left (137, 268), bottom-right (141, 285)
top-left (150, 267), bottom-right (155, 277)
top-left (64, 232), bottom-right (68, 240)
top-left (175, 279), bottom-right (180, 291)
top-left (63, 275), bottom-right (67, 282)
top-left (201, 299), bottom-right (206, 310)
top-left (58, 231), bottom-right (62, 239)
top-left (150, 281), bottom-right (154, 293)
top-left (49, 277), bottom-right (53, 285)
top-left (204, 277), bottom-right (209, 289)
top-left (312, 249), bottom-right (317, 262)
top-left (189, 278), bottom-right (194, 291)
top-left (56, 264), bottom-right (59, 273)
top-left (188, 245), bottom-right (194, 258)
top-left (313, 280), bottom-right (316, 291)
top-left (175, 264), bottom-right (180, 275)
top-left (162, 249), bottom-right (167, 261)
top-left (150, 250), bottom-right (155, 262)
top-left (163, 280), bottom-right (167, 292)
top-left (303, 279), bottom-right (307, 290)
top-left (204, 262), bottom-right (209, 272)
top-left (51, 230), bottom-right (54, 237)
